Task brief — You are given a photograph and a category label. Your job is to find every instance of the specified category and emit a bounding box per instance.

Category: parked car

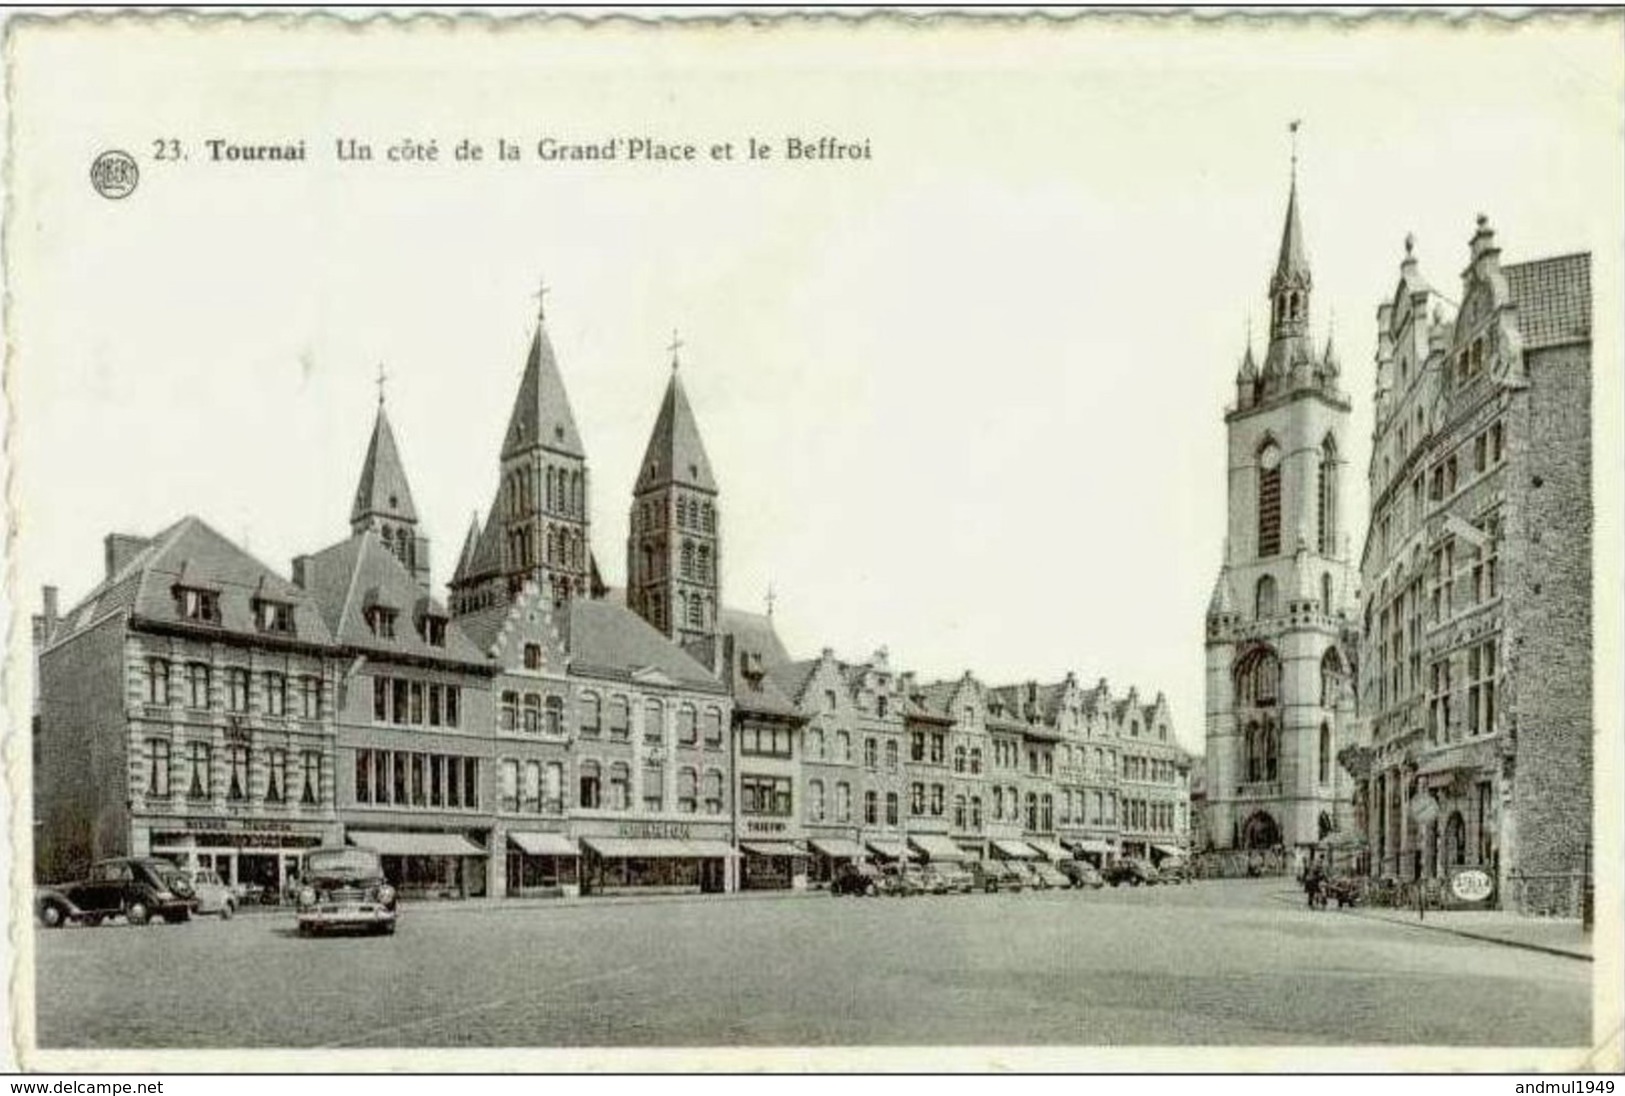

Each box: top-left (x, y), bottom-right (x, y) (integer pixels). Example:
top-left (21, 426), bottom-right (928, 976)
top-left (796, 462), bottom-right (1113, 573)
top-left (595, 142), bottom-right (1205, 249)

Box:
top-left (295, 847), bottom-right (397, 936)
top-left (1104, 858), bottom-right (1160, 886)
top-left (1004, 861), bottom-right (1042, 889)
top-left (1158, 860), bottom-right (1190, 885)
top-left (878, 863), bottom-right (927, 897)
top-left (965, 860), bottom-right (1009, 893)
top-left (1032, 863), bottom-right (1071, 889)
top-left (36, 857), bottom-right (197, 927)
top-left (830, 862), bottom-right (881, 896)
top-left (1324, 875), bottom-right (1362, 908)
top-left (916, 864), bottom-right (952, 895)
top-left (1058, 860), bottom-right (1104, 889)
top-left (178, 868), bottom-right (237, 918)
top-left (935, 864), bottom-right (975, 894)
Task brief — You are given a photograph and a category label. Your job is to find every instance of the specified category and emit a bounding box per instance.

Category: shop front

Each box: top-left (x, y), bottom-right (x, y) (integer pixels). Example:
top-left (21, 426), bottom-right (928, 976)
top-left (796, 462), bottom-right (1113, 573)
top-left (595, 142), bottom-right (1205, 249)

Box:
top-left (578, 820), bottom-right (734, 896)
top-left (1062, 836), bottom-right (1117, 867)
top-left (807, 837), bottom-right (867, 885)
top-left (1025, 838), bottom-right (1071, 863)
top-left (1150, 843), bottom-right (1187, 869)
top-left (506, 830), bottom-right (581, 898)
top-left (145, 816), bottom-right (333, 905)
top-left (739, 816), bottom-right (808, 890)
top-left (346, 829), bottom-right (489, 899)
top-left (865, 838), bottom-right (916, 865)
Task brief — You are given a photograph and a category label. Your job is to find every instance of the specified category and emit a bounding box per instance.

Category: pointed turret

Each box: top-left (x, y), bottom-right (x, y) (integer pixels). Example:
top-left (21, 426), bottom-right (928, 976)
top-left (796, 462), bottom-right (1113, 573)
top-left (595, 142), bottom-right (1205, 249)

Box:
top-left (634, 369), bottom-right (718, 494)
top-left (502, 320), bottom-right (585, 461)
top-left (1321, 332), bottom-right (1340, 381)
top-left (450, 513), bottom-right (482, 585)
top-left (1270, 177), bottom-right (1311, 299)
top-left (350, 404), bottom-right (418, 529)
top-left (1207, 565), bottom-right (1236, 618)
top-left (349, 398), bottom-right (429, 591)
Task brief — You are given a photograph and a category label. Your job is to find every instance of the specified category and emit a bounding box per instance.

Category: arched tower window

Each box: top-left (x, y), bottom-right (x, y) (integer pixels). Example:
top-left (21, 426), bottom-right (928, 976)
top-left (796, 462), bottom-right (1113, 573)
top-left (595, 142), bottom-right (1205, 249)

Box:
top-left (1235, 646), bottom-right (1280, 708)
top-left (1320, 648), bottom-right (1342, 707)
top-left (681, 541), bottom-right (695, 580)
top-left (1318, 721), bottom-right (1331, 785)
top-left (1255, 574), bottom-right (1277, 620)
top-left (1318, 435), bottom-right (1338, 554)
top-left (1257, 440), bottom-right (1282, 557)
top-left (1322, 572), bottom-right (1333, 616)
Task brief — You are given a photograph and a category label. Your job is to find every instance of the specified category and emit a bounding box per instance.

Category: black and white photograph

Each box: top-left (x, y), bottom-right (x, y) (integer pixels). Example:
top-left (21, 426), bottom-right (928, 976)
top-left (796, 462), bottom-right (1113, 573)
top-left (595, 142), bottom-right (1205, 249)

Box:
top-left (2, 9), bottom-right (1620, 1074)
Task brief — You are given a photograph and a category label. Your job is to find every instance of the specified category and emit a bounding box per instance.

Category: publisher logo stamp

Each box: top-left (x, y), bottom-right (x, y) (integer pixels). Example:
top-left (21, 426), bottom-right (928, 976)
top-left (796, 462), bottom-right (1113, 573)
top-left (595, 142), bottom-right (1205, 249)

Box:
top-left (90, 150), bottom-right (139, 199)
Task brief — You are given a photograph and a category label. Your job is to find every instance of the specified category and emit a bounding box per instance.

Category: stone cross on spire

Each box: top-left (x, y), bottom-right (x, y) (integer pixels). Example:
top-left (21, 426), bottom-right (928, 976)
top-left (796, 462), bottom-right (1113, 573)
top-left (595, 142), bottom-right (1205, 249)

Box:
top-left (533, 278), bottom-right (550, 321)
top-left (668, 328), bottom-right (684, 371)
top-left (765, 583), bottom-right (776, 618)
top-left (375, 362), bottom-right (388, 407)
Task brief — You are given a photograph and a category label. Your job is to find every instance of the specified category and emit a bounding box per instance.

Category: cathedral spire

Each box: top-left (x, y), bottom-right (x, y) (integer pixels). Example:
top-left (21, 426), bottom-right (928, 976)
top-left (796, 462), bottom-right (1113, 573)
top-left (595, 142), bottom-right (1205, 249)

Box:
top-left (635, 364), bottom-right (717, 495)
top-left (502, 309), bottom-right (585, 461)
top-left (350, 400), bottom-right (418, 530)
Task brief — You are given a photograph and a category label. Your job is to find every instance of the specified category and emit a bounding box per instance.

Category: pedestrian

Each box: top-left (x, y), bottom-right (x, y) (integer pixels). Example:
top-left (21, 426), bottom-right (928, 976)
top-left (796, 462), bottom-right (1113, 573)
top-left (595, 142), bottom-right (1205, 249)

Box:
top-left (1304, 860), bottom-right (1325, 910)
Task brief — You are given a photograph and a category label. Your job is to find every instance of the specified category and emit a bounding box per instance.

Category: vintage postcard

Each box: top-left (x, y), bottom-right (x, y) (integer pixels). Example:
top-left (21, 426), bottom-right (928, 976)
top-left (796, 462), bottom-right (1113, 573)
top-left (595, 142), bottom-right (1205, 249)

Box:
top-left (3, 8), bottom-right (1621, 1074)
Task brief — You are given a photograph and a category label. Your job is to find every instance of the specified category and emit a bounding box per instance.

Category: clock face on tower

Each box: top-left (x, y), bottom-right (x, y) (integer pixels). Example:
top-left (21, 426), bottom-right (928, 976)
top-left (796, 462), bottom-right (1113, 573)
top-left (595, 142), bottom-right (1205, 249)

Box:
top-left (1259, 441), bottom-right (1282, 472)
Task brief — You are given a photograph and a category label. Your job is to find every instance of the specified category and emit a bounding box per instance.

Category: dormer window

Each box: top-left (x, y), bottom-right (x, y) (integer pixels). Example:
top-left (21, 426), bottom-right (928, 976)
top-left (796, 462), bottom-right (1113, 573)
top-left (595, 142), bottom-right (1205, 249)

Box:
top-left (365, 606), bottom-right (398, 639)
top-left (421, 615), bottom-right (447, 648)
top-left (174, 586), bottom-right (221, 625)
top-left (253, 598), bottom-right (295, 635)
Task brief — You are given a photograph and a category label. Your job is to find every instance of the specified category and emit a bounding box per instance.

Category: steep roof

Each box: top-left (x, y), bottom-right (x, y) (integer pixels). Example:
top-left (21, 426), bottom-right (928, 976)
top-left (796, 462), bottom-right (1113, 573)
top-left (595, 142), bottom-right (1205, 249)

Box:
top-left (1207, 566), bottom-right (1235, 616)
top-left (1506, 253), bottom-right (1591, 351)
top-left (300, 530), bottom-right (485, 664)
top-left (502, 322), bottom-right (585, 460)
top-left (634, 370), bottom-right (717, 495)
top-left (350, 405), bottom-right (418, 527)
top-left (47, 516), bottom-right (333, 650)
top-left (450, 514), bottom-right (483, 586)
top-left (763, 658), bottom-right (823, 709)
top-left (560, 598), bottom-right (725, 692)
top-left (719, 607), bottom-right (791, 669)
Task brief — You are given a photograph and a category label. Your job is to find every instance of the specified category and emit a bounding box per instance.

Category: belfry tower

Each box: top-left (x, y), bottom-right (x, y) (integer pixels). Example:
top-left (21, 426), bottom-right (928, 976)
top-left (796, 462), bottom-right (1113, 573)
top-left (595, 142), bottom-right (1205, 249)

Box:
top-left (350, 380), bottom-right (431, 591)
top-left (627, 339), bottom-right (721, 648)
top-left (1204, 156), bottom-right (1358, 856)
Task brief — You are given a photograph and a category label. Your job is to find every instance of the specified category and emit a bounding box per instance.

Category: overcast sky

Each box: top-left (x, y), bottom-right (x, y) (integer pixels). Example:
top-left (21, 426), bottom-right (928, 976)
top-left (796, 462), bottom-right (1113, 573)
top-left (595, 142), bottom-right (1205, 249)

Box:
top-left (10, 15), bottom-right (1622, 754)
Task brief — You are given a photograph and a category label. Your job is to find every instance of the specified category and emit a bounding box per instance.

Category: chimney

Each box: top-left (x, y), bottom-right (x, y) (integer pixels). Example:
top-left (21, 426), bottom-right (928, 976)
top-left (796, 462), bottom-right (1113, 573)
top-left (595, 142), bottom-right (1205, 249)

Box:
top-left (290, 555), bottom-right (310, 589)
top-left (42, 585), bottom-right (58, 627)
top-left (104, 533), bottom-right (151, 578)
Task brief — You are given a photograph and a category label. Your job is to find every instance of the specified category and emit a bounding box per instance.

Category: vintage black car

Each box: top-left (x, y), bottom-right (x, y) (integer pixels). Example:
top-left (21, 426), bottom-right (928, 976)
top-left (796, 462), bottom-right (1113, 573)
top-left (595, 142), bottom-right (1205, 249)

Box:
top-left (295, 847), bottom-right (398, 936)
top-left (1103, 858), bottom-right (1160, 887)
top-left (830, 862), bottom-right (881, 896)
top-left (36, 857), bottom-right (197, 927)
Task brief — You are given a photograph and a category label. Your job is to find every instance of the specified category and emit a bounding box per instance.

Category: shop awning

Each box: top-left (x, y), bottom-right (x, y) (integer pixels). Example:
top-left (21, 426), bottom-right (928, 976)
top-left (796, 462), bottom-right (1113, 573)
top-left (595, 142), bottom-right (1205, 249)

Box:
top-left (992, 839), bottom-right (1041, 859)
top-left (347, 831), bottom-right (486, 857)
top-left (909, 834), bottom-right (970, 862)
top-left (865, 839), bottom-right (912, 861)
top-left (508, 832), bottom-right (580, 857)
top-left (1152, 844), bottom-right (1186, 860)
top-left (1066, 838), bottom-right (1114, 856)
top-left (1026, 840), bottom-right (1071, 862)
top-left (741, 841), bottom-right (808, 859)
top-left (580, 836), bottom-right (737, 859)
top-left (809, 838), bottom-right (866, 860)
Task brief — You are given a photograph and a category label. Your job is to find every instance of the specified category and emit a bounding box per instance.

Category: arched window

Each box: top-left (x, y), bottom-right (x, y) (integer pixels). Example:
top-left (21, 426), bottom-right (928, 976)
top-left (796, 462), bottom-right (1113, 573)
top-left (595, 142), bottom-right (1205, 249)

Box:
top-left (677, 497), bottom-right (689, 528)
top-left (1255, 574), bottom-right (1278, 620)
top-left (678, 705), bottom-right (697, 745)
top-left (677, 767), bottom-right (698, 813)
top-left (687, 595), bottom-right (703, 628)
top-left (522, 693), bottom-right (542, 733)
top-left (1257, 440), bottom-right (1282, 557)
top-left (808, 779), bottom-right (825, 822)
top-left (703, 769), bottom-right (724, 815)
top-left (1322, 572), bottom-right (1334, 616)
top-left (809, 728), bottom-right (824, 760)
top-left (1318, 435), bottom-right (1339, 554)
top-left (681, 541), bottom-right (695, 579)
top-left (1318, 721), bottom-right (1331, 785)
top-left (578, 760), bottom-right (601, 809)
top-left (703, 503), bottom-right (715, 533)
top-left (1445, 811), bottom-right (1466, 866)
top-left (1320, 648), bottom-right (1343, 708)
top-left (544, 695), bottom-right (564, 736)
top-left (644, 699), bottom-right (664, 745)
top-left (697, 544), bottom-right (712, 583)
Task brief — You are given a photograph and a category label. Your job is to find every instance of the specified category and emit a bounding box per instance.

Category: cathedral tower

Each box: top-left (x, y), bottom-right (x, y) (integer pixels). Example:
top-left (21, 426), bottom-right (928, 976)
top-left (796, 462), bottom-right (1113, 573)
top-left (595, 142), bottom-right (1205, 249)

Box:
top-left (627, 346), bottom-right (720, 647)
top-left (450, 298), bottom-right (592, 613)
top-left (1204, 167), bottom-right (1358, 856)
top-left (350, 390), bottom-right (431, 591)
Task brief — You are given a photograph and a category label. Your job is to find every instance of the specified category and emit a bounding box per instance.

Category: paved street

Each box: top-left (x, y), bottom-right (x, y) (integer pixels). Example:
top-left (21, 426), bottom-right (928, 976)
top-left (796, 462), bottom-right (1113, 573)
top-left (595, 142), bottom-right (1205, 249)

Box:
top-left (34, 879), bottom-right (1590, 1048)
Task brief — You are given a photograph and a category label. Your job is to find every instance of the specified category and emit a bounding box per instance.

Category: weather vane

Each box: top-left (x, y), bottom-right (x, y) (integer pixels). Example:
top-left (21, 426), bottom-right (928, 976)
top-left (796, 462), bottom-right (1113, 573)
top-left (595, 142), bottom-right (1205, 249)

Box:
top-left (533, 278), bottom-right (550, 321)
top-left (668, 328), bottom-right (684, 370)
top-left (375, 362), bottom-right (388, 407)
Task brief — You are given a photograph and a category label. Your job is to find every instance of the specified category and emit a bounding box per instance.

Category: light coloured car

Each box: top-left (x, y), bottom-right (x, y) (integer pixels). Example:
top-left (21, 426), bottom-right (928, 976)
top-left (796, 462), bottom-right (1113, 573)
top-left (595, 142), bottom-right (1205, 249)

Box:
top-left (179, 868), bottom-right (237, 918)
top-left (1032, 863), bottom-right (1071, 889)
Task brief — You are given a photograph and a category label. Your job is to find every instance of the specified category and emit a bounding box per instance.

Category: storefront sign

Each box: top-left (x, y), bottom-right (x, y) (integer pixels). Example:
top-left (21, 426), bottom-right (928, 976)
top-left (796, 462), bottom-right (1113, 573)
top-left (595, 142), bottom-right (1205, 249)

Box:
top-left (1450, 867), bottom-right (1494, 904)
top-left (183, 816), bottom-right (295, 832)
top-left (744, 819), bottom-right (789, 834)
top-left (617, 820), bottom-right (692, 840)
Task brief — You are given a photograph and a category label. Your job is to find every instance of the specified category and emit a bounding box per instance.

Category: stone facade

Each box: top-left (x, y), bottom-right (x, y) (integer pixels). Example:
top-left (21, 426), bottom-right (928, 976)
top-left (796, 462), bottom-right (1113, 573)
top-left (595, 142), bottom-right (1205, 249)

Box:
top-left (1351, 217), bottom-right (1591, 912)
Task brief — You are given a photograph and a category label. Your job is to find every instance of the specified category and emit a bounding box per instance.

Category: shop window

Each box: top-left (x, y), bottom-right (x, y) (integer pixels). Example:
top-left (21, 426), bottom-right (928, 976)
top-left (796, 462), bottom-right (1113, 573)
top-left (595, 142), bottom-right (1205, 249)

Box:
top-left (146, 739), bottom-right (171, 797)
top-left (579, 761), bottom-right (601, 809)
top-left (146, 658), bottom-right (171, 705)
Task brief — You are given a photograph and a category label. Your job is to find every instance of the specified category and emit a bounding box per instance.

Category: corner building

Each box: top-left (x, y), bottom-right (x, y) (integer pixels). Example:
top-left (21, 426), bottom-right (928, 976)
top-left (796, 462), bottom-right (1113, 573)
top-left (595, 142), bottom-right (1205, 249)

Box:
top-left (1204, 175), bottom-right (1359, 856)
top-left (1350, 219), bottom-right (1591, 912)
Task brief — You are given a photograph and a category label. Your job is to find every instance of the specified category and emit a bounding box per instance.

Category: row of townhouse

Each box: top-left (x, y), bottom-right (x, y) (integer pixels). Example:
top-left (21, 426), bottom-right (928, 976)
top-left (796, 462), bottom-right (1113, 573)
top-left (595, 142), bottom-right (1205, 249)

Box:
top-left (33, 300), bottom-right (1192, 900)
